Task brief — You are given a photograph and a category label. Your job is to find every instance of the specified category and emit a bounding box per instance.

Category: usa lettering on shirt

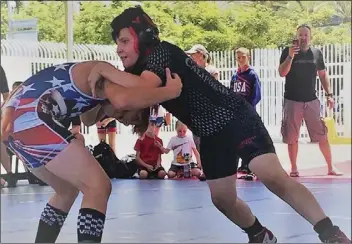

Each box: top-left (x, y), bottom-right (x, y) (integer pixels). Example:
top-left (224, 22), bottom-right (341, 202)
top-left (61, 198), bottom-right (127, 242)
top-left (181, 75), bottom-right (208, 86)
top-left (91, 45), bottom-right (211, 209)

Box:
top-left (232, 80), bottom-right (247, 93)
top-left (230, 69), bottom-right (252, 99)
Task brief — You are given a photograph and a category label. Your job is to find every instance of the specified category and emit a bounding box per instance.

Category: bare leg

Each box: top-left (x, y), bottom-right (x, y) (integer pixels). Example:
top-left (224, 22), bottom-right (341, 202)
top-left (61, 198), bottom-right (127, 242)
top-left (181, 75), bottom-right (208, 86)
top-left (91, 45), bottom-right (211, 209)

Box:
top-left (206, 175), bottom-right (276, 242)
top-left (1, 142), bottom-right (17, 187)
top-left (98, 132), bottom-right (106, 142)
top-left (30, 166), bottom-right (79, 243)
top-left (0, 142), bottom-right (12, 173)
top-left (43, 140), bottom-right (112, 242)
top-left (207, 176), bottom-right (256, 228)
top-left (250, 153), bottom-right (327, 225)
top-left (139, 170), bottom-right (148, 179)
top-left (249, 153), bottom-right (350, 242)
top-left (318, 140), bottom-right (341, 175)
top-left (107, 131), bottom-right (116, 153)
top-left (288, 143), bottom-right (299, 174)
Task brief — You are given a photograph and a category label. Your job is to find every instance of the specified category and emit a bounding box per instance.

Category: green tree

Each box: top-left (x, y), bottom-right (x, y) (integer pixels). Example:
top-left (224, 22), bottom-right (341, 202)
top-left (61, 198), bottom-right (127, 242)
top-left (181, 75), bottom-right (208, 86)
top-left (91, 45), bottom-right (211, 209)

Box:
top-left (1, 0), bottom-right (350, 50)
top-left (1, 4), bottom-right (8, 40)
top-left (140, 1), bottom-right (182, 45)
top-left (74, 2), bottom-right (120, 45)
top-left (14, 1), bottom-right (66, 42)
top-left (171, 1), bottom-right (234, 50)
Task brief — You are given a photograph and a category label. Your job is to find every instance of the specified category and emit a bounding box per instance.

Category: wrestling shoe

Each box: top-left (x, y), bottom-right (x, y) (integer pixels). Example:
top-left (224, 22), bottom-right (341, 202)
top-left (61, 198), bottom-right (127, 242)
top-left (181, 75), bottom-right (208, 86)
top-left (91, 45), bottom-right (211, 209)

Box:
top-left (319, 226), bottom-right (351, 243)
top-left (248, 227), bottom-right (277, 243)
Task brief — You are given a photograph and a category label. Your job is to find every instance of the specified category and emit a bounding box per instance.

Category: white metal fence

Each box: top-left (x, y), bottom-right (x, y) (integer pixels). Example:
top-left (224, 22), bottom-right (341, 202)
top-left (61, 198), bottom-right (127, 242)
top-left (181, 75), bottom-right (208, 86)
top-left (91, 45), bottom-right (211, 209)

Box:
top-left (1, 40), bottom-right (351, 141)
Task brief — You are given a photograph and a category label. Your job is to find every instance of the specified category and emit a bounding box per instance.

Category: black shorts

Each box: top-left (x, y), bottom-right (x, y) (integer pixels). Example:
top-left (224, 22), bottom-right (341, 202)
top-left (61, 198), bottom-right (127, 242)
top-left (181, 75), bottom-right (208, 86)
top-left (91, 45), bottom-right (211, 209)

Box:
top-left (138, 165), bottom-right (165, 178)
top-left (200, 110), bottom-right (275, 180)
top-left (169, 162), bottom-right (199, 173)
top-left (97, 119), bottom-right (117, 133)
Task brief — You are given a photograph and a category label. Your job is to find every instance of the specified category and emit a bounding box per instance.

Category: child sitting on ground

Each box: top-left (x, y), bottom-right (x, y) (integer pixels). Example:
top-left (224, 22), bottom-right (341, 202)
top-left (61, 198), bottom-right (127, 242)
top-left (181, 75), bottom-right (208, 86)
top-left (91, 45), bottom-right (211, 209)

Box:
top-left (134, 116), bottom-right (167, 179)
top-left (156, 120), bottom-right (202, 178)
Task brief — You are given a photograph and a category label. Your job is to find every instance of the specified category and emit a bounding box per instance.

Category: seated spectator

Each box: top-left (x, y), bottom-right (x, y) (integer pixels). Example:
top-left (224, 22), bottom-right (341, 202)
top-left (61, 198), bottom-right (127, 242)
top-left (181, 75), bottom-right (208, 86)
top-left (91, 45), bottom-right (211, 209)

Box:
top-left (156, 120), bottom-right (202, 178)
top-left (134, 117), bottom-right (166, 179)
top-left (96, 116), bottom-right (117, 153)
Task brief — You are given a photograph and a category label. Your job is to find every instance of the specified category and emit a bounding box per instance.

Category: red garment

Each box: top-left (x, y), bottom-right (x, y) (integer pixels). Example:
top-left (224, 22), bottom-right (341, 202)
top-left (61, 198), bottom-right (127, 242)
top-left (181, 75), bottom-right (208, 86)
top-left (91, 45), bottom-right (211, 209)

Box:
top-left (134, 134), bottom-right (163, 166)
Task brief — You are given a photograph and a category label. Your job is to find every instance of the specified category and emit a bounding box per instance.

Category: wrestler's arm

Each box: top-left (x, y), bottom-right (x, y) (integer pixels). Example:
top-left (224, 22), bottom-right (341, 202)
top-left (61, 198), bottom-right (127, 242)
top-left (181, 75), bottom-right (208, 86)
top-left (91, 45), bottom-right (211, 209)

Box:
top-left (89, 46), bottom-right (172, 91)
top-left (89, 62), bottom-right (161, 90)
top-left (102, 77), bottom-right (179, 111)
top-left (80, 105), bottom-right (106, 126)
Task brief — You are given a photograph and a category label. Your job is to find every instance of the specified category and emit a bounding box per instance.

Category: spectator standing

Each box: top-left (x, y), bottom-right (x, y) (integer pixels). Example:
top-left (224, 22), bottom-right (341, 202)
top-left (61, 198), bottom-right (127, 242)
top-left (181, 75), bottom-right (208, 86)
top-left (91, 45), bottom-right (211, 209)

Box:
top-left (230, 47), bottom-right (262, 180)
top-left (278, 24), bottom-right (341, 177)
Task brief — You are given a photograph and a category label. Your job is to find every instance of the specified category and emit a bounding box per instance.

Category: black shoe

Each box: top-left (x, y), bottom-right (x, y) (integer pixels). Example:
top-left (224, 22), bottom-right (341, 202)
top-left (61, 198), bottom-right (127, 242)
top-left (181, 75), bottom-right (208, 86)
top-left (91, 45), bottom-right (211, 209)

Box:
top-left (244, 173), bottom-right (255, 181)
top-left (319, 226), bottom-right (351, 243)
top-left (248, 227), bottom-right (277, 243)
top-left (237, 167), bottom-right (247, 174)
top-left (198, 174), bottom-right (206, 181)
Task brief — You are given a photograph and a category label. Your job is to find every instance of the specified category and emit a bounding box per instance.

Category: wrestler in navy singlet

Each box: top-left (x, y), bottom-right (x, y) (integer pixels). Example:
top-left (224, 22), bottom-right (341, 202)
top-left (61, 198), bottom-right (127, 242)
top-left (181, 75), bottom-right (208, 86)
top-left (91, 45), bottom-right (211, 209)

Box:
top-left (140, 41), bottom-right (276, 179)
top-left (2, 63), bottom-right (104, 169)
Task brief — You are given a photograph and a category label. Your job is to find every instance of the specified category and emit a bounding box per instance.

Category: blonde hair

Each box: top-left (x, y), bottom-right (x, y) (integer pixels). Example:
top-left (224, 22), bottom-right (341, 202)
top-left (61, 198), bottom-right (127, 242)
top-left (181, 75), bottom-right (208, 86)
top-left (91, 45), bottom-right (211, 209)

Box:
top-left (175, 120), bottom-right (186, 129)
top-left (235, 47), bottom-right (250, 56)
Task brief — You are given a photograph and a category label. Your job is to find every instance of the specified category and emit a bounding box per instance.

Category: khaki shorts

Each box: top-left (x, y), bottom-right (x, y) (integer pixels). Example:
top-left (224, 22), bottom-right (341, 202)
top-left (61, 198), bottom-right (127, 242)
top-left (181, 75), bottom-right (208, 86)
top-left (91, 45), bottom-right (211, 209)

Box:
top-left (281, 99), bottom-right (328, 144)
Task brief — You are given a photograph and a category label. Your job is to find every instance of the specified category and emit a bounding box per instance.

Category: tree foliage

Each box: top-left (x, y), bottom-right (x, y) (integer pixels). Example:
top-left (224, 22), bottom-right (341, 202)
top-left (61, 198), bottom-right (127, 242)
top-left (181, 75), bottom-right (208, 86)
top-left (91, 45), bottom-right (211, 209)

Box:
top-left (1, 1), bottom-right (350, 50)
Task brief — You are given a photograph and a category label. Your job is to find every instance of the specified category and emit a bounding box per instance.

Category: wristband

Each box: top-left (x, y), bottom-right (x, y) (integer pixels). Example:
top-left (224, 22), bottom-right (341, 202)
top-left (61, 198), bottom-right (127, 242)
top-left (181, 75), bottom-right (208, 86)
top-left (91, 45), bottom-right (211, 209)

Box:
top-left (287, 55), bottom-right (293, 60)
top-left (326, 93), bottom-right (333, 97)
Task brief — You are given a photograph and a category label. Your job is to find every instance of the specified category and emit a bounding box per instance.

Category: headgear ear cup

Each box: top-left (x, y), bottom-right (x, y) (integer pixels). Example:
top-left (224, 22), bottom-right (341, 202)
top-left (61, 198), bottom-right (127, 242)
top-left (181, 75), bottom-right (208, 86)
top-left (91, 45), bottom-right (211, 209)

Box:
top-left (110, 6), bottom-right (159, 50)
top-left (138, 27), bottom-right (159, 48)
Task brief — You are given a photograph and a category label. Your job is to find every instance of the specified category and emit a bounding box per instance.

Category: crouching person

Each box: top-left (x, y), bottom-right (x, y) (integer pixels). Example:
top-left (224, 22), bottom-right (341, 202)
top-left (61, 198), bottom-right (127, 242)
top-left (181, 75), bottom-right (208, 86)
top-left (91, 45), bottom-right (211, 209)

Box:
top-left (156, 120), bottom-right (202, 178)
top-left (134, 117), bottom-right (166, 179)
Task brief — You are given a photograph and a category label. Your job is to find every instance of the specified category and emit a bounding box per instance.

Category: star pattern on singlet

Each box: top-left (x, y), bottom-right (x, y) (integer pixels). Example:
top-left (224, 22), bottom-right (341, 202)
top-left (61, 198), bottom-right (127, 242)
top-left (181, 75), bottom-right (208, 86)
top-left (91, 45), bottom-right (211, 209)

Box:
top-left (7, 63), bottom-right (101, 122)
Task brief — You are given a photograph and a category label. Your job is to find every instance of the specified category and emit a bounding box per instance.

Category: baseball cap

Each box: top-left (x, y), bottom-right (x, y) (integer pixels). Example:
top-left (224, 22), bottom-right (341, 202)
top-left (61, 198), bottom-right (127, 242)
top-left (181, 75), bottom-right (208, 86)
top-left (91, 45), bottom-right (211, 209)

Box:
top-left (185, 44), bottom-right (209, 57)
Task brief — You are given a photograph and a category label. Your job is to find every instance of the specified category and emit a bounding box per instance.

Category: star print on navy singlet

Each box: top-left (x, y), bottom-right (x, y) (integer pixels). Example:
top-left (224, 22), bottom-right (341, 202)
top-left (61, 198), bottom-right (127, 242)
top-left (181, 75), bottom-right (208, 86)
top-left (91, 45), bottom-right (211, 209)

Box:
top-left (6, 63), bottom-right (102, 122)
top-left (144, 41), bottom-right (245, 137)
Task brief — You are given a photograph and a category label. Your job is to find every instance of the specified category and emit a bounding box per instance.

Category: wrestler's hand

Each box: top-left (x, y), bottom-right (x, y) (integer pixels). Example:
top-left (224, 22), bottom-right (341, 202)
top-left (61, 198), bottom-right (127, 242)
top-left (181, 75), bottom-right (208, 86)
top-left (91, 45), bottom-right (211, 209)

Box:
top-left (88, 65), bottom-right (104, 98)
top-left (0, 107), bottom-right (15, 141)
top-left (165, 68), bottom-right (182, 99)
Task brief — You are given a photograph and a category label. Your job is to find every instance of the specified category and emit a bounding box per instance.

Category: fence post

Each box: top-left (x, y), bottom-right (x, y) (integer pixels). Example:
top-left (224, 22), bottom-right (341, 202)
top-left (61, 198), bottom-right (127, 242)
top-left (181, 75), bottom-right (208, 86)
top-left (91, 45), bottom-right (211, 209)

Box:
top-left (343, 62), bottom-right (351, 137)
